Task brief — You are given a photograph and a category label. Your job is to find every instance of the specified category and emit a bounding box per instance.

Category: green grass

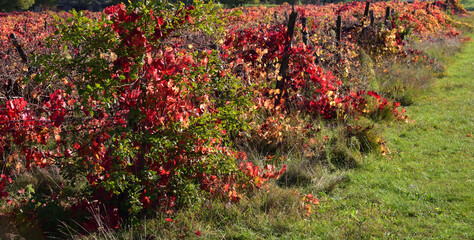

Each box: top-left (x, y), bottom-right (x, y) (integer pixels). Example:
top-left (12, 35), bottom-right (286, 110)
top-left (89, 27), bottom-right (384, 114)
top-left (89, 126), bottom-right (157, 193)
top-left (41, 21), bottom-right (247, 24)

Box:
top-left (316, 14), bottom-right (474, 238)
top-left (462, 0), bottom-right (474, 11)
top-left (309, 15), bottom-right (474, 239)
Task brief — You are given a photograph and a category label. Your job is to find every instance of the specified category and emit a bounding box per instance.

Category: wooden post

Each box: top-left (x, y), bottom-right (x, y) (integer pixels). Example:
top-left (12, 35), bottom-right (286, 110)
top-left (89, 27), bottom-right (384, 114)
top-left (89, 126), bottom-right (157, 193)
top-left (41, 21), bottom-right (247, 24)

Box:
top-left (275, 10), bottom-right (298, 105)
top-left (336, 15), bottom-right (342, 42)
top-left (9, 33), bottom-right (28, 63)
top-left (364, 1), bottom-right (371, 17)
top-left (301, 16), bottom-right (308, 45)
top-left (369, 10), bottom-right (374, 26)
top-left (384, 6), bottom-right (391, 23)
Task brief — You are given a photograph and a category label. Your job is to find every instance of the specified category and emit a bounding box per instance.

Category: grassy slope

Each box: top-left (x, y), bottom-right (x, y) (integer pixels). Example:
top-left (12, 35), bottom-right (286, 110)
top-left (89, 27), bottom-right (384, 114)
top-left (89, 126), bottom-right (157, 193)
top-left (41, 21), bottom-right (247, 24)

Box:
top-left (304, 18), bottom-right (474, 239)
top-left (463, 0), bottom-right (474, 11)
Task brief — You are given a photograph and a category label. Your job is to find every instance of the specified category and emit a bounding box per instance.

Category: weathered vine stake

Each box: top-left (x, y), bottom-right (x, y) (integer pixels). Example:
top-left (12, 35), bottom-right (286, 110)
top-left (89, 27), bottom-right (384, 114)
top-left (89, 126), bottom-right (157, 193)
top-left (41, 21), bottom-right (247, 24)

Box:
top-left (301, 16), bottom-right (308, 45)
top-left (364, 1), bottom-right (371, 17)
top-left (385, 6), bottom-right (391, 23)
top-left (9, 33), bottom-right (28, 63)
top-left (370, 10), bottom-right (375, 26)
top-left (276, 9), bottom-right (298, 104)
top-left (336, 15), bottom-right (342, 42)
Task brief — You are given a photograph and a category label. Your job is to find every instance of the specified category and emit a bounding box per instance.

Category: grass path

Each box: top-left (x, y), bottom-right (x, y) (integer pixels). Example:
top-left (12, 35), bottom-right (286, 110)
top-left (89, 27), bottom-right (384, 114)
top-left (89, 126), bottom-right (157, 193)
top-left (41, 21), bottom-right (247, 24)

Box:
top-left (304, 24), bottom-right (474, 239)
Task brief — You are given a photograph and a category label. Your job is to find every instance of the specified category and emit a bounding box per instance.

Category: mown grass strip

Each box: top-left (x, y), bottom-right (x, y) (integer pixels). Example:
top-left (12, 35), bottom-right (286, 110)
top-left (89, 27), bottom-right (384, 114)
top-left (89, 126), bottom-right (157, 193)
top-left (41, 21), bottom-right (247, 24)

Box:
top-left (462, 0), bottom-right (474, 11)
top-left (305, 16), bottom-right (474, 239)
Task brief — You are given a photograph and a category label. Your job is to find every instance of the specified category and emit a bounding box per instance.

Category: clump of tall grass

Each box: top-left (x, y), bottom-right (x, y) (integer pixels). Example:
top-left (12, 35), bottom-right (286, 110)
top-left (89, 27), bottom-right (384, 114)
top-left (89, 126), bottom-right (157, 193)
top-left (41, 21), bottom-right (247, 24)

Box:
top-left (356, 35), bottom-right (464, 107)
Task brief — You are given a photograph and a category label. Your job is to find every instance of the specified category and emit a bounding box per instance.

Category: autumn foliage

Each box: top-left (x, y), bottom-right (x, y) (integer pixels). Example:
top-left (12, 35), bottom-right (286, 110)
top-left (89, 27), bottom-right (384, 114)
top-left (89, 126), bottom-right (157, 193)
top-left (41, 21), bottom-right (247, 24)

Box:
top-left (0, 0), bottom-right (469, 234)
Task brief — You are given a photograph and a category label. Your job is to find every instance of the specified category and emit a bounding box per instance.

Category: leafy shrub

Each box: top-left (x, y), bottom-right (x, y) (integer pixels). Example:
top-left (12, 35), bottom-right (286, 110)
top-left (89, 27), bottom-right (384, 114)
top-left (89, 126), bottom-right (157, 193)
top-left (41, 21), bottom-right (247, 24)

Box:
top-left (0, 1), bottom-right (285, 232)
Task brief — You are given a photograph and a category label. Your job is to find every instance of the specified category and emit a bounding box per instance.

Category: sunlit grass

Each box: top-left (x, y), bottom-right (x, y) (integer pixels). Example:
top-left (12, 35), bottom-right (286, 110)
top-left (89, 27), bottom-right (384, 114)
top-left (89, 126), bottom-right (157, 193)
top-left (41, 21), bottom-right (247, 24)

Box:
top-left (462, 0), bottom-right (474, 11)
